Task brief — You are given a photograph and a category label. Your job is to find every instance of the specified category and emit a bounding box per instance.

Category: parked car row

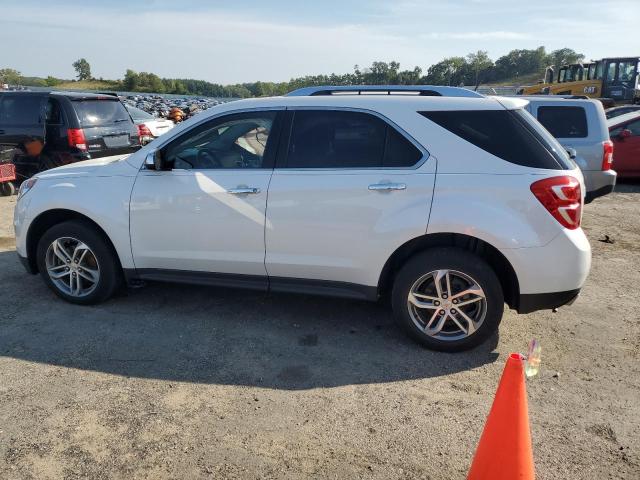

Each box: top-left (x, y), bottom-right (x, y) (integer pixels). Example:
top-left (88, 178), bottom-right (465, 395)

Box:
top-left (14, 85), bottom-right (592, 352)
top-left (125, 105), bottom-right (175, 145)
top-left (0, 91), bottom-right (141, 183)
top-left (607, 111), bottom-right (640, 178)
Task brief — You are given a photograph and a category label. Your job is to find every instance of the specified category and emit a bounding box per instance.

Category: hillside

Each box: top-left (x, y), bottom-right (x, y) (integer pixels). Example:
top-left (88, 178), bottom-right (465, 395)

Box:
top-left (54, 79), bottom-right (123, 91)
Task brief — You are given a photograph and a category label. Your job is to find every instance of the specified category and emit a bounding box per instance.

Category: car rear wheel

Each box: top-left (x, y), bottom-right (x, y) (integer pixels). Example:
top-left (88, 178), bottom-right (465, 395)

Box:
top-left (36, 221), bottom-right (121, 305)
top-left (391, 248), bottom-right (504, 352)
top-left (0, 181), bottom-right (15, 196)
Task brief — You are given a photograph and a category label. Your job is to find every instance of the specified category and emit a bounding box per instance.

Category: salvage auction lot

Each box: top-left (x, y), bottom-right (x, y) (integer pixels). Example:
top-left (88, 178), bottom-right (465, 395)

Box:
top-left (0, 186), bottom-right (638, 480)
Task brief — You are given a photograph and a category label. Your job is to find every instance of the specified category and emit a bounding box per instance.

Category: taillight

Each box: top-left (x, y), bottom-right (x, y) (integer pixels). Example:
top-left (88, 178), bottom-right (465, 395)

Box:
top-left (67, 128), bottom-right (87, 151)
top-left (601, 140), bottom-right (614, 171)
top-left (137, 124), bottom-right (152, 137)
top-left (530, 176), bottom-right (582, 230)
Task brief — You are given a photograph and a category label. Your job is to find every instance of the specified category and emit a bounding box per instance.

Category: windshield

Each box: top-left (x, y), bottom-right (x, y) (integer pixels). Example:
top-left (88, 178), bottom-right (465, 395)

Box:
top-left (73, 100), bottom-right (131, 127)
top-left (127, 106), bottom-right (154, 121)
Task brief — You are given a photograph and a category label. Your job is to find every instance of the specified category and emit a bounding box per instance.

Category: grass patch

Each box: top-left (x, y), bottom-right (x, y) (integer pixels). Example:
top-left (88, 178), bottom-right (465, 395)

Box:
top-left (54, 80), bottom-right (123, 91)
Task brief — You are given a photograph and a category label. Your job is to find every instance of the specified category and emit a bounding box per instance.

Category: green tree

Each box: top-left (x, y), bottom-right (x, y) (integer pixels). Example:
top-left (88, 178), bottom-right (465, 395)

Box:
top-left (72, 58), bottom-right (91, 80)
top-left (0, 68), bottom-right (22, 85)
top-left (45, 75), bottom-right (60, 86)
top-left (465, 50), bottom-right (493, 87)
top-left (546, 48), bottom-right (584, 72)
top-left (425, 57), bottom-right (467, 85)
top-left (494, 47), bottom-right (547, 80)
top-left (123, 69), bottom-right (139, 90)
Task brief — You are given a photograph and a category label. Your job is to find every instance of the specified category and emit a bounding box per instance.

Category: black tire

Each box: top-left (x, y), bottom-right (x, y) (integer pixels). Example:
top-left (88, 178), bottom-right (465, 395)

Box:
top-left (36, 220), bottom-right (121, 305)
top-left (0, 181), bottom-right (15, 196)
top-left (391, 248), bottom-right (504, 352)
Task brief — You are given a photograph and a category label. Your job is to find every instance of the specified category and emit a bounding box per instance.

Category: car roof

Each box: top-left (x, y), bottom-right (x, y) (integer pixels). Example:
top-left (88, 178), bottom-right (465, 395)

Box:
top-left (0, 90), bottom-right (120, 100)
top-left (50, 91), bottom-right (122, 100)
top-left (200, 94), bottom-right (526, 115)
top-left (607, 110), bottom-right (640, 127)
top-left (513, 95), bottom-right (597, 105)
top-left (606, 105), bottom-right (640, 112)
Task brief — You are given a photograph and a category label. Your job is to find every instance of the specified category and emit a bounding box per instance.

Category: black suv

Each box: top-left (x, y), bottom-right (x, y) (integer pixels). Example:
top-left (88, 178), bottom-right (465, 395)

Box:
top-left (0, 91), bottom-right (140, 182)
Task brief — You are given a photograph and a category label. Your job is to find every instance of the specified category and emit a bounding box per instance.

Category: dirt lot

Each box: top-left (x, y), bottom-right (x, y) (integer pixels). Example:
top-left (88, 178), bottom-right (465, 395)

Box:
top-left (0, 184), bottom-right (638, 480)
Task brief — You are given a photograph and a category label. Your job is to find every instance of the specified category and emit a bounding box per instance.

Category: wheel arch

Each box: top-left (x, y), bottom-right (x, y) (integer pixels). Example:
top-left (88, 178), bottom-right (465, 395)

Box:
top-left (26, 209), bottom-right (123, 274)
top-left (378, 233), bottom-right (520, 309)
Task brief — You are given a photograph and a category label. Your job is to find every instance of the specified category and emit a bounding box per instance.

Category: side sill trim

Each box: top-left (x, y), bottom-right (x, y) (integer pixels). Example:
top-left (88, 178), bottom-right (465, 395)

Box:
top-left (123, 268), bottom-right (378, 302)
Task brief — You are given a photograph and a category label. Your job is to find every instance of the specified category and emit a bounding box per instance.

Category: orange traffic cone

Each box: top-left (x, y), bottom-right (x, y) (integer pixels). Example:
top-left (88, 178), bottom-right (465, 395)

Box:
top-left (468, 353), bottom-right (535, 480)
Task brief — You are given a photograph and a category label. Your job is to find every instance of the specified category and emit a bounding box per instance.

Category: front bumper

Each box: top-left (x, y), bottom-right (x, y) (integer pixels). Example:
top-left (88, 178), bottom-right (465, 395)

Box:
top-left (18, 252), bottom-right (37, 274)
top-left (517, 288), bottom-right (580, 314)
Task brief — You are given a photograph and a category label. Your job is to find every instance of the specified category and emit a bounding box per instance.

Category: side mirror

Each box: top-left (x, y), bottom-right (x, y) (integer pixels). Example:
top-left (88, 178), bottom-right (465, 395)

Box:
top-left (565, 147), bottom-right (577, 160)
top-left (619, 129), bottom-right (632, 139)
top-left (144, 150), bottom-right (164, 170)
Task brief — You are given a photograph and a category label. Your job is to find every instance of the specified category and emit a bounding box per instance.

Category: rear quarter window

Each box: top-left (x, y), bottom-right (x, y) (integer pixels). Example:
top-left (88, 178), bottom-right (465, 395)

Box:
top-left (0, 95), bottom-right (42, 125)
top-left (420, 109), bottom-right (572, 170)
top-left (536, 106), bottom-right (588, 138)
top-left (72, 100), bottom-right (131, 127)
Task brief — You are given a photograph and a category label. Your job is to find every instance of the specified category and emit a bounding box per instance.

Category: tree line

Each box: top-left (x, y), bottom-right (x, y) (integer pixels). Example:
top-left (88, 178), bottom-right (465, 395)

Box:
top-left (1, 46), bottom-right (584, 98)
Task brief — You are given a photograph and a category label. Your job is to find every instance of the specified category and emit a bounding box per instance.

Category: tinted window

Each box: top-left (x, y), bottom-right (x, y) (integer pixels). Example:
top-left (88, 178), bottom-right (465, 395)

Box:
top-left (73, 100), bottom-right (130, 127)
top-left (127, 106), bottom-right (154, 121)
top-left (605, 63), bottom-right (617, 83)
top-left (286, 110), bottom-right (422, 168)
top-left (384, 126), bottom-right (423, 167)
top-left (46, 98), bottom-right (63, 124)
top-left (618, 61), bottom-right (636, 82)
top-left (420, 109), bottom-right (572, 170)
top-left (626, 119), bottom-right (640, 135)
top-left (0, 95), bottom-right (42, 125)
top-left (164, 112), bottom-right (277, 169)
top-left (537, 106), bottom-right (588, 138)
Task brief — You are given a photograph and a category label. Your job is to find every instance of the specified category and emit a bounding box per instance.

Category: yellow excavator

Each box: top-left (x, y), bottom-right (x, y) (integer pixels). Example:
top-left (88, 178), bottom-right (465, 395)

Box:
top-left (518, 57), bottom-right (640, 105)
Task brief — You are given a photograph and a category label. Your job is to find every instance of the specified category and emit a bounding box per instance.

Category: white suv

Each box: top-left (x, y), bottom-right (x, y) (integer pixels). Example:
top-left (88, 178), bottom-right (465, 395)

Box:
top-left (13, 86), bottom-right (591, 352)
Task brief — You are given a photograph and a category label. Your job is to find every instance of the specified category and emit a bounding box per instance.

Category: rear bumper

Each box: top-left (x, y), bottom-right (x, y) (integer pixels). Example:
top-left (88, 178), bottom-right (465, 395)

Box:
top-left (585, 183), bottom-right (615, 203)
top-left (584, 169), bottom-right (616, 203)
top-left (501, 227), bottom-right (591, 303)
top-left (517, 288), bottom-right (580, 314)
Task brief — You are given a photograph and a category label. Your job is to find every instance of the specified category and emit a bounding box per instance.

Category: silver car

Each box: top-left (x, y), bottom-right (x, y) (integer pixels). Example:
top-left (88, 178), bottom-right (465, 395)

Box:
top-left (518, 96), bottom-right (616, 203)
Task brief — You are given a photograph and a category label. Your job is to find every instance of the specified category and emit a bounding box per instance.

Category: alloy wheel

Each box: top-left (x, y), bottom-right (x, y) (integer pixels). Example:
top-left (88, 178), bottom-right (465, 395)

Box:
top-left (44, 237), bottom-right (100, 297)
top-left (407, 269), bottom-right (487, 341)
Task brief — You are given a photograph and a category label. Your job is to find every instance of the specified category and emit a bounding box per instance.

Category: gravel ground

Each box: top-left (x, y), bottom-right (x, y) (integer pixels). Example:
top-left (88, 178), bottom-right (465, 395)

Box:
top-left (0, 184), bottom-right (638, 480)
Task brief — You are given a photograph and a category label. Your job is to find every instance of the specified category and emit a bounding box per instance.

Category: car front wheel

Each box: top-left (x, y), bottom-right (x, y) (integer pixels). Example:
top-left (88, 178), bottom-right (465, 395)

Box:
top-left (391, 248), bottom-right (504, 352)
top-left (36, 220), bottom-right (121, 305)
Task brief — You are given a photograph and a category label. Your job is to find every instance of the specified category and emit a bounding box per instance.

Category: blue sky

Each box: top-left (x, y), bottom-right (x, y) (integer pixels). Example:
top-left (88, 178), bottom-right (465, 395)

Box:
top-left (1, 0), bottom-right (638, 84)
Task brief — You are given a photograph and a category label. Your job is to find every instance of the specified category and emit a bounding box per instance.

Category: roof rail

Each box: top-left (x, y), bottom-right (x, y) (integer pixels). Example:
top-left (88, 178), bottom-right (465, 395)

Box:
top-left (285, 85), bottom-right (484, 98)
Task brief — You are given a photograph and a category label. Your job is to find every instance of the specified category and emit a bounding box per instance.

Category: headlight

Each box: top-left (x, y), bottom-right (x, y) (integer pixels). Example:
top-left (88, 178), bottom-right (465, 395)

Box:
top-left (18, 178), bottom-right (38, 200)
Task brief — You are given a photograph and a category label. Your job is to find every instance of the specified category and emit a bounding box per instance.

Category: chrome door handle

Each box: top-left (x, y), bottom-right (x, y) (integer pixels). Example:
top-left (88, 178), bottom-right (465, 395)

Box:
top-left (368, 182), bottom-right (407, 191)
top-left (227, 187), bottom-right (260, 195)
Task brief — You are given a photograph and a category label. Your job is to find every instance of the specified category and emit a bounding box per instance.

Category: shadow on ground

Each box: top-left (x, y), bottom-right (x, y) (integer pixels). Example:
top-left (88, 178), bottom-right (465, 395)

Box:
top-left (0, 250), bottom-right (498, 390)
top-left (614, 179), bottom-right (640, 194)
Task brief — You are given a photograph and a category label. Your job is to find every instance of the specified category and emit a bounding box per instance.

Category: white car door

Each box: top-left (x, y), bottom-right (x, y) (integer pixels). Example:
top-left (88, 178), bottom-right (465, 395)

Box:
top-left (129, 109), bottom-right (284, 285)
top-left (265, 109), bottom-right (436, 297)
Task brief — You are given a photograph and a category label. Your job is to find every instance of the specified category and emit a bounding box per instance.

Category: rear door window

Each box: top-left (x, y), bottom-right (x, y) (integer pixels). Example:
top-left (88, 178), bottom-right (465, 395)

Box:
top-left (420, 109), bottom-right (572, 170)
top-left (626, 119), bottom-right (640, 135)
top-left (0, 95), bottom-right (43, 125)
top-left (285, 110), bottom-right (423, 168)
top-left (72, 100), bottom-right (131, 127)
top-left (536, 106), bottom-right (588, 138)
top-left (46, 98), bottom-right (64, 125)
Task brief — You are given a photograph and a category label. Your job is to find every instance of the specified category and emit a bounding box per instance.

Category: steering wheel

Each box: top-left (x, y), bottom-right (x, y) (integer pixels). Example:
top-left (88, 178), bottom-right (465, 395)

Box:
top-left (196, 149), bottom-right (222, 169)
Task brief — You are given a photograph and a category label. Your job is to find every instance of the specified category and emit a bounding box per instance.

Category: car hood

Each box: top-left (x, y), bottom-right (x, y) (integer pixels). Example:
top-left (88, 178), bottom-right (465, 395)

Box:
top-left (35, 154), bottom-right (138, 180)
